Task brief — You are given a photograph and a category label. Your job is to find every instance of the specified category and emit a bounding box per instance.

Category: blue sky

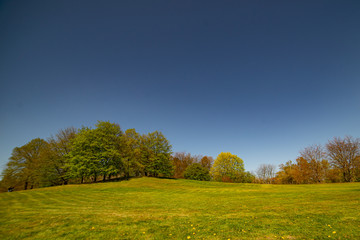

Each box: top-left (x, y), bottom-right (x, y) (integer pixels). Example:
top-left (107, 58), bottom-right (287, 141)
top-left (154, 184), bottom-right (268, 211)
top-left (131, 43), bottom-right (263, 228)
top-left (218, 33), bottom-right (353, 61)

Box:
top-left (1, 0), bottom-right (360, 173)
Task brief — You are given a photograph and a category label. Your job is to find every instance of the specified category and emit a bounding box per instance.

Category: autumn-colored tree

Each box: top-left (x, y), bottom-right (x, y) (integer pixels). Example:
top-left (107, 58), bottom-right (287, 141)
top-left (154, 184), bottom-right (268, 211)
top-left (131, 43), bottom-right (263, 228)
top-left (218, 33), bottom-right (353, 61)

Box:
top-left (326, 136), bottom-right (360, 182)
top-left (326, 168), bottom-right (342, 183)
top-left (354, 156), bottom-right (360, 182)
top-left (292, 157), bottom-right (311, 184)
top-left (172, 152), bottom-right (200, 178)
top-left (200, 156), bottom-right (213, 171)
top-left (300, 144), bottom-right (329, 183)
top-left (275, 160), bottom-right (296, 184)
top-left (210, 152), bottom-right (245, 182)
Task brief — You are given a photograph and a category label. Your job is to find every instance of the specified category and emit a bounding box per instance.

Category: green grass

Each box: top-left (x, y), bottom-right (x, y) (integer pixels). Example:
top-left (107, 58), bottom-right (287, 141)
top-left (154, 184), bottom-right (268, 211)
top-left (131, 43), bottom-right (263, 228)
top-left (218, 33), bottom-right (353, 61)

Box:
top-left (0, 178), bottom-right (359, 239)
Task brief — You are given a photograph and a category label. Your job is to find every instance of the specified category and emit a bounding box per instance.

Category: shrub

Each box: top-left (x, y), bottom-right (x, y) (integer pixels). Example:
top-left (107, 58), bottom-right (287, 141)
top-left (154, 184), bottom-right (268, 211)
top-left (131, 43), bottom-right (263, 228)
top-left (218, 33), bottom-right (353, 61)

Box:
top-left (184, 163), bottom-right (210, 181)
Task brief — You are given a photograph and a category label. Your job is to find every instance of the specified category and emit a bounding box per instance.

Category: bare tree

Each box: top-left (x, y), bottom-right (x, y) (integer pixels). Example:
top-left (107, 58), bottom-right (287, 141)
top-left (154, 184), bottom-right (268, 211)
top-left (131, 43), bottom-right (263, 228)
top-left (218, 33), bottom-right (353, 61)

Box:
top-left (256, 164), bottom-right (276, 183)
top-left (300, 144), bottom-right (329, 183)
top-left (326, 136), bottom-right (360, 182)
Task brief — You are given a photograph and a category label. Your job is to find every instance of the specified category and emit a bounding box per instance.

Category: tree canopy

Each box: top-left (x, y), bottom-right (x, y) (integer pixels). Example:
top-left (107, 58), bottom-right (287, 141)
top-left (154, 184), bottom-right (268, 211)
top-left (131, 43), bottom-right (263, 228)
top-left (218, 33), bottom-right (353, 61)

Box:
top-left (210, 152), bottom-right (246, 182)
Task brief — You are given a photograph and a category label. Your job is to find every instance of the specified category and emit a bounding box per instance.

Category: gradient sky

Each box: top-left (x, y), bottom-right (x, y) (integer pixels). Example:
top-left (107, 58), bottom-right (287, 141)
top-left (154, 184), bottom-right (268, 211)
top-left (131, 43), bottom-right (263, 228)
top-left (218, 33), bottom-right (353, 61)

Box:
top-left (1, 0), bottom-right (360, 173)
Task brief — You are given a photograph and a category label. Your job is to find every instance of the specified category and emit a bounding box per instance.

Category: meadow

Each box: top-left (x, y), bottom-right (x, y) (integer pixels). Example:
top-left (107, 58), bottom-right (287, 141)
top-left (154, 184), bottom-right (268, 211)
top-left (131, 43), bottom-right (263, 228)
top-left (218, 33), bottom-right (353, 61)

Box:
top-left (0, 178), bottom-right (359, 239)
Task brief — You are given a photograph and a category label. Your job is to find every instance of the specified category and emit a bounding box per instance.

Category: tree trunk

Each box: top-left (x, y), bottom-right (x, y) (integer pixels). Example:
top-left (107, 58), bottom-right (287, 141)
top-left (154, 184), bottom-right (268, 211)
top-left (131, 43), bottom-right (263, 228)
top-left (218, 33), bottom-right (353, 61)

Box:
top-left (103, 174), bottom-right (106, 182)
top-left (81, 176), bottom-right (84, 184)
top-left (24, 181), bottom-right (28, 190)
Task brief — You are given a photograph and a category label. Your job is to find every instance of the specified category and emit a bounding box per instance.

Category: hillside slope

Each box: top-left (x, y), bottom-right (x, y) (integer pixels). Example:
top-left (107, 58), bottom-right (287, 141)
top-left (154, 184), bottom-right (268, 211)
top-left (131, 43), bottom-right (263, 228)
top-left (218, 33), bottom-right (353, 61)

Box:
top-left (1, 178), bottom-right (359, 239)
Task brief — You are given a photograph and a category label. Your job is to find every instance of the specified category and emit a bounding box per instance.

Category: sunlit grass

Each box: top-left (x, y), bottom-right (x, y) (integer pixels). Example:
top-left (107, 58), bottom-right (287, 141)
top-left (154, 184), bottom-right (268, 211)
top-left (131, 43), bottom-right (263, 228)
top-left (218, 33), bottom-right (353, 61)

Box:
top-left (1, 178), bottom-right (359, 239)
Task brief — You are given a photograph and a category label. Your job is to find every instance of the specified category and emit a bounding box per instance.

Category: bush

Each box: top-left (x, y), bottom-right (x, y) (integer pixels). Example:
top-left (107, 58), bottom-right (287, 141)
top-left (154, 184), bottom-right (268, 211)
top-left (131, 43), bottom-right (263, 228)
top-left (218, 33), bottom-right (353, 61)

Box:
top-left (184, 163), bottom-right (210, 181)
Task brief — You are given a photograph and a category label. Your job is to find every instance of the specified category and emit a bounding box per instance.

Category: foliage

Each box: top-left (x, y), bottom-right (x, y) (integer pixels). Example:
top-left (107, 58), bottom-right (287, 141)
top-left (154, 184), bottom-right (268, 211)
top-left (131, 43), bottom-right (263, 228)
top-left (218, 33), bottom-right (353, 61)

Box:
top-left (300, 144), bottom-right (329, 183)
top-left (46, 127), bottom-right (77, 185)
top-left (123, 129), bottom-right (143, 178)
top-left (69, 121), bottom-right (123, 182)
top-left (172, 152), bottom-right (201, 178)
top-left (210, 152), bottom-right (245, 182)
top-left (183, 163), bottom-right (210, 181)
top-left (242, 171), bottom-right (256, 183)
top-left (140, 131), bottom-right (173, 177)
top-left (0, 138), bottom-right (49, 191)
top-left (200, 156), bottom-right (213, 170)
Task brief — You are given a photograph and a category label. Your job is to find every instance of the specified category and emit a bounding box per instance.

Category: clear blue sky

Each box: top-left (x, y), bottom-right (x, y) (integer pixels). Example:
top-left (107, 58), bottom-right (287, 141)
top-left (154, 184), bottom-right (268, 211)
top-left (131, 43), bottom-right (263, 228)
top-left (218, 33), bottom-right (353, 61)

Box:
top-left (1, 0), bottom-right (359, 173)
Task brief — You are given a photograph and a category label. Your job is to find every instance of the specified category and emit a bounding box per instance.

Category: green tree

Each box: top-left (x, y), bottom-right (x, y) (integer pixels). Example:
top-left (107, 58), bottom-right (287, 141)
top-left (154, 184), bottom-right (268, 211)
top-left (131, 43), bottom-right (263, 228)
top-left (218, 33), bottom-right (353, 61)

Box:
top-left (46, 127), bottom-right (77, 185)
top-left (1, 138), bottom-right (48, 190)
top-left (210, 152), bottom-right (246, 182)
top-left (141, 131), bottom-right (173, 177)
top-left (184, 163), bottom-right (210, 181)
top-left (123, 129), bottom-right (143, 179)
top-left (69, 121), bottom-right (123, 183)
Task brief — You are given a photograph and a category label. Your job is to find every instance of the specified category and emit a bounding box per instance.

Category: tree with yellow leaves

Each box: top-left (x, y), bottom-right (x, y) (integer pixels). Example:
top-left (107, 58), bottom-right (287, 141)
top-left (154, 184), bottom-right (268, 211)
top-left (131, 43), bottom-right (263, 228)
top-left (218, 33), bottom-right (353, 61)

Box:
top-left (210, 152), bottom-right (245, 182)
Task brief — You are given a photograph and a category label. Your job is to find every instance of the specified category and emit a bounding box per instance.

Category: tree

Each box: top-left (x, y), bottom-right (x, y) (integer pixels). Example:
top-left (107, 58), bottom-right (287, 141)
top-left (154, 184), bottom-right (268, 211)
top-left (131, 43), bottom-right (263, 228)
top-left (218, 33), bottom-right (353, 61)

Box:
top-left (275, 160), bottom-right (296, 184)
top-left (243, 171), bottom-right (256, 183)
top-left (46, 127), bottom-right (77, 185)
top-left (292, 157), bottom-right (311, 184)
top-left (300, 144), bottom-right (329, 183)
top-left (123, 129), bottom-right (143, 178)
top-left (210, 152), bottom-right (245, 182)
top-left (184, 163), bottom-right (210, 181)
top-left (256, 164), bottom-right (276, 183)
top-left (172, 152), bottom-right (200, 178)
top-left (200, 156), bottom-right (213, 171)
top-left (93, 121), bottom-right (124, 181)
top-left (326, 136), bottom-right (360, 182)
top-left (141, 131), bottom-right (173, 177)
top-left (354, 156), bottom-right (360, 182)
top-left (69, 121), bottom-right (123, 183)
top-left (1, 138), bottom-right (48, 190)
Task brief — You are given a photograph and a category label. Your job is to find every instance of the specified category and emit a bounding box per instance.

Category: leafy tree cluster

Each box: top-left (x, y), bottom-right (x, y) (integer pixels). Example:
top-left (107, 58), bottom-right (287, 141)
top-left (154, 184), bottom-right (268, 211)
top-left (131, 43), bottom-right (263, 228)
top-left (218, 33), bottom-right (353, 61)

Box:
top-left (210, 152), bottom-right (255, 183)
top-left (173, 152), bottom-right (254, 183)
top-left (0, 121), bottom-right (173, 191)
top-left (171, 152), bottom-right (212, 179)
top-left (274, 136), bottom-right (360, 184)
top-left (184, 163), bottom-right (210, 181)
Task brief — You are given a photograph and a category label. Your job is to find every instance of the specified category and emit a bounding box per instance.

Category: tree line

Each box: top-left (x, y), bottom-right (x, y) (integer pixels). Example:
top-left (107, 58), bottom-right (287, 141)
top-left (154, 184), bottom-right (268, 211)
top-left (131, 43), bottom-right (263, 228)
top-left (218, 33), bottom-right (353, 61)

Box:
top-left (0, 121), bottom-right (174, 191)
top-left (1, 121), bottom-right (359, 192)
top-left (273, 136), bottom-right (360, 184)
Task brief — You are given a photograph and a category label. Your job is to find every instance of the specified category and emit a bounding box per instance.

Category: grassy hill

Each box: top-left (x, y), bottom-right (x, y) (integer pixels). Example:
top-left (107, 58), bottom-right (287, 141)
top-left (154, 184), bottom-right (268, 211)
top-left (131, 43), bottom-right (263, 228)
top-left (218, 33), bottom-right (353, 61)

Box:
top-left (1, 178), bottom-right (359, 239)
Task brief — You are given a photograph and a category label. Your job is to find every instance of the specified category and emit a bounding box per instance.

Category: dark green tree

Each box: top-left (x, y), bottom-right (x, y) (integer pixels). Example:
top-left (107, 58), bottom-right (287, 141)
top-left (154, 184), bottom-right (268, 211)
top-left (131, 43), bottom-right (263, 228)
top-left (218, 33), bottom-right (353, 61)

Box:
top-left (184, 163), bottom-right (210, 181)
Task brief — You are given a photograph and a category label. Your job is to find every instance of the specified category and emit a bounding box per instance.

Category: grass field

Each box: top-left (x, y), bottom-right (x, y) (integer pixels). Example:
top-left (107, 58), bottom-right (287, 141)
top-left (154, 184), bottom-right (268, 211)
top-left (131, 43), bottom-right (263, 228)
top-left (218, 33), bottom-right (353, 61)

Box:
top-left (0, 178), bottom-right (359, 239)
